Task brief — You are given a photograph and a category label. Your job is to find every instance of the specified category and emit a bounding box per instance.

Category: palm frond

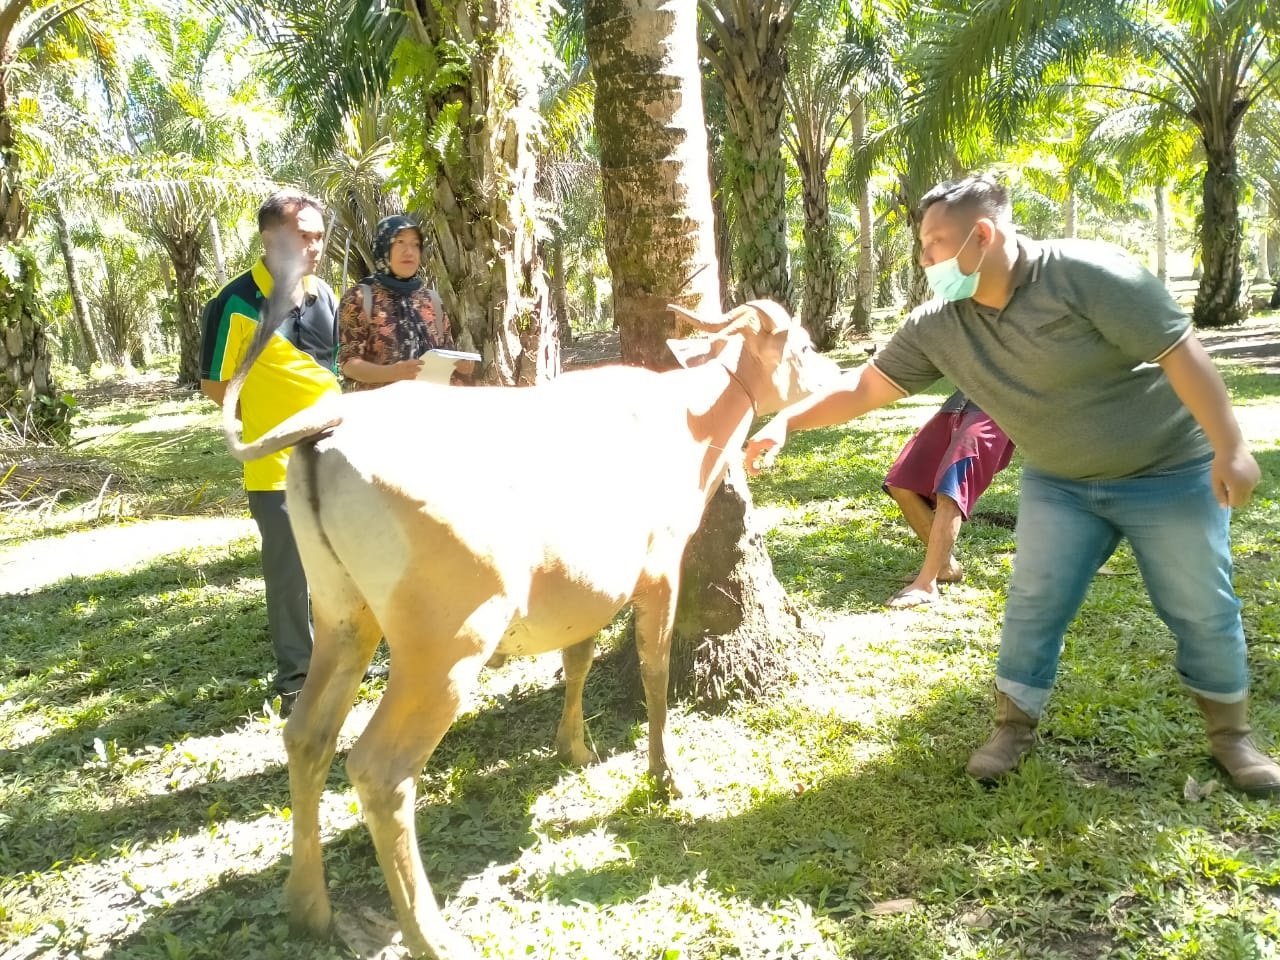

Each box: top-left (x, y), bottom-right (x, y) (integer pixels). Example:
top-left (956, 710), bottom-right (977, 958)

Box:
top-left (908, 0), bottom-right (1138, 145)
top-left (208, 0), bottom-right (406, 156)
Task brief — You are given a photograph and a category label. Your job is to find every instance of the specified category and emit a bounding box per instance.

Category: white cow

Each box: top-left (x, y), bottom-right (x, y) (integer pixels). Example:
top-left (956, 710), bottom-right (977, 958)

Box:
top-left (221, 299), bottom-right (839, 959)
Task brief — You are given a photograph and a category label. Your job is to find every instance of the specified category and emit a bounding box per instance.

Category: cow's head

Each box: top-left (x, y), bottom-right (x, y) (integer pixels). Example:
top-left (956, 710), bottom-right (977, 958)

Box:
top-left (667, 300), bottom-right (840, 416)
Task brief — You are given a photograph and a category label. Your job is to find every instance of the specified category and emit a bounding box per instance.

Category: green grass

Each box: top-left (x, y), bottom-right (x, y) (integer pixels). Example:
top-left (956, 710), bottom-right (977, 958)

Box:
top-left (0, 377), bottom-right (244, 546)
top-left (2, 335), bottom-right (1279, 958)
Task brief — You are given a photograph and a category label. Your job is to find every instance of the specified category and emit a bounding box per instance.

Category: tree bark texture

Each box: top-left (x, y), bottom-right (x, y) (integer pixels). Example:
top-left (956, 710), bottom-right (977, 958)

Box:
top-left (158, 232), bottom-right (205, 387)
top-left (795, 145), bottom-right (837, 348)
top-left (549, 226), bottom-right (572, 344)
top-left (586, 0), bottom-right (819, 707)
top-left (52, 201), bottom-right (103, 369)
top-left (851, 93), bottom-right (873, 337)
top-left (1253, 188), bottom-right (1270, 283)
top-left (586, 0), bottom-right (722, 367)
top-left (0, 73), bottom-right (59, 437)
top-left (701, 0), bottom-right (796, 310)
top-left (1194, 143), bottom-right (1249, 327)
top-left (1155, 182), bottom-right (1168, 282)
top-left (408, 0), bottom-right (558, 385)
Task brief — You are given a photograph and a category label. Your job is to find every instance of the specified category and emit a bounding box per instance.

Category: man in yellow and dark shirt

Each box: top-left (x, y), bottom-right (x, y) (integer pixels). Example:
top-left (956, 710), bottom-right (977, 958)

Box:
top-left (199, 189), bottom-right (340, 709)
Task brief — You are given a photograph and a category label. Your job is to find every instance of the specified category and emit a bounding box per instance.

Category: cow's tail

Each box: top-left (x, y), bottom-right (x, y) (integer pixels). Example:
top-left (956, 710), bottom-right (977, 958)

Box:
top-left (289, 436), bottom-right (341, 563)
top-left (221, 252), bottom-right (346, 464)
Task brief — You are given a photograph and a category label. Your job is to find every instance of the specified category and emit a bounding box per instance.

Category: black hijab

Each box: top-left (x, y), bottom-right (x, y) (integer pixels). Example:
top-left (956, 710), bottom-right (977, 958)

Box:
top-left (364, 215), bottom-right (425, 294)
top-left (360, 215), bottom-right (439, 358)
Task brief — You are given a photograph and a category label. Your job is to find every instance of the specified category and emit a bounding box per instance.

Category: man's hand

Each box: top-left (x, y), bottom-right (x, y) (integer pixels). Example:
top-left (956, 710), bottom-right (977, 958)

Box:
top-left (1211, 445), bottom-right (1261, 508)
top-left (744, 417), bottom-right (789, 477)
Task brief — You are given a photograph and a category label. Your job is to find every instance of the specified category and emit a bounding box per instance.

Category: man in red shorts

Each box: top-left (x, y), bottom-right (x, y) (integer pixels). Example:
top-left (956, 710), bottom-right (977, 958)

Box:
top-left (883, 390), bottom-right (1014, 608)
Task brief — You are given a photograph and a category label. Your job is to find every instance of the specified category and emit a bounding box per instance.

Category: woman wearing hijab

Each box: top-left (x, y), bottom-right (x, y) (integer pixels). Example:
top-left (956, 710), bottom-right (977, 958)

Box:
top-left (338, 215), bottom-right (458, 389)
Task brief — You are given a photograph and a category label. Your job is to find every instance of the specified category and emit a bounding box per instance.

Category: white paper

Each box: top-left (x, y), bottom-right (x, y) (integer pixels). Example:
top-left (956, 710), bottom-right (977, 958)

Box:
top-left (415, 349), bottom-right (481, 384)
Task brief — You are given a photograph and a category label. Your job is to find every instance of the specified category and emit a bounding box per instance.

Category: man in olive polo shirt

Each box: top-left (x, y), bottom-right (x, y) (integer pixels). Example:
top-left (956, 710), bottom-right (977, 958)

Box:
top-left (199, 189), bottom-right (341, 712)
top-left (745, 173), bottom-right (1279, 796)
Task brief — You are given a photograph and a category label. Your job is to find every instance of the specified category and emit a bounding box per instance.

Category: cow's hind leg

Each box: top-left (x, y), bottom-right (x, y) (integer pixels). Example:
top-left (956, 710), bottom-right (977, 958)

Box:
top-left (555, 639), bottom-right (597, 766)
top-left (282, 559), bottom-right (382, 938)
top-left (633, 575), bottom-right (681, 798)
top-left (345, 598), bottom-right (510, 959)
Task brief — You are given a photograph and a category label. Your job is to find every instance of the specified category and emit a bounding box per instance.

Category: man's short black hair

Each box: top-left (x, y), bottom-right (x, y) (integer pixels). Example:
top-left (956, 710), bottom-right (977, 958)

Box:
top-left (918, 173), bottom-right (1011, 222)
top-left (258, 188), bottom-right (326, 234)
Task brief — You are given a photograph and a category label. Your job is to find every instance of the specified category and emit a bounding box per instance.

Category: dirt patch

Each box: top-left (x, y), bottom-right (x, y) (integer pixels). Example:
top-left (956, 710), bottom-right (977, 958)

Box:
top-left (562, 329), bottom-right (621, 368)
top-left (1197, 314), bottom-right (1280, 373)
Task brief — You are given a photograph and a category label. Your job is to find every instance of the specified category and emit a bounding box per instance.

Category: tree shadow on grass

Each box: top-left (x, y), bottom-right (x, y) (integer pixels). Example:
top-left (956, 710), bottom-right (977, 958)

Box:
top-left (81, 657), bottom-right (1280, 960)
top-left (84, 684), bottom-right (639, 959)
top-left (533, 683), bottom-right (1277, 959)
top-left (0, 551), bottom-right (279, 779)
top-left (2, 612), bottom-right (639, 884)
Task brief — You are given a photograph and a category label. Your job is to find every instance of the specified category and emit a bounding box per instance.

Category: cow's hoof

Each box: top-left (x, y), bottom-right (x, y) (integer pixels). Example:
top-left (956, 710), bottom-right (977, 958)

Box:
top-left (403, 927), bottom-right (479, 960)
top-left (651, 769), bottom-right (684, 802)
top-left (557, 742), bottom-right (597, 767)
top-left (287, 897), bottom-right (333, 941)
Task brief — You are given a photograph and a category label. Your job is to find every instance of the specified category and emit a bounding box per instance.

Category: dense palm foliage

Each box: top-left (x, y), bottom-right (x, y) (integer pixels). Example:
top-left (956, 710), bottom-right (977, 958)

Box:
top-left (8, 0), bottom-right (1277, 433)
top-left (912, 0), bottom-right (1280, 327)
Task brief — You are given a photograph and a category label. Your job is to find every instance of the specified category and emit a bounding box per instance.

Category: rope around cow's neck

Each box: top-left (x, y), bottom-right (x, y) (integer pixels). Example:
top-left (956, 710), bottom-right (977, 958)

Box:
top-left (698, 359), bottom-right (759, 456)
top-left (719, 360), bottom-right (758, 419)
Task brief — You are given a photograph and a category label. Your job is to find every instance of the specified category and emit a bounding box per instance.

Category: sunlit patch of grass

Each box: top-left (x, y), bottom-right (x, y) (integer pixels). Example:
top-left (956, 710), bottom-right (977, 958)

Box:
top-left (2, 355), bottom-right (1279, 958)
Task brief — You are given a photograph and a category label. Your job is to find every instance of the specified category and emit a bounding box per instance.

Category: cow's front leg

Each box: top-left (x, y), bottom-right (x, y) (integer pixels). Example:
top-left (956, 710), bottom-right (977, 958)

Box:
top-left (555, 638), bottom-right (598, 766)
top-left (633, 576), bottom-right (682, 799)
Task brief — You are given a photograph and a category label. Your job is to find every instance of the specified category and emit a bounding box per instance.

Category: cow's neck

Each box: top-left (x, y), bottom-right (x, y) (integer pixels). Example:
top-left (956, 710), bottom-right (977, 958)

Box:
top-left (684, 357), bottom-right (758, 494)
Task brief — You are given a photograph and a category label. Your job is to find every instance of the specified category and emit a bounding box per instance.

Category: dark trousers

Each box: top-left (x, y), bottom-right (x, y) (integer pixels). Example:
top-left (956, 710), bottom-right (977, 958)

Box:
top-left (247, 490), bottom-right (312, 694)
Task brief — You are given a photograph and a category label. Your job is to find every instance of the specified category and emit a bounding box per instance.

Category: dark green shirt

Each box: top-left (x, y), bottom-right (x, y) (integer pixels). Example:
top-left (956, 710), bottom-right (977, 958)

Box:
top-left (871, 238), bottom-right (1210, 481)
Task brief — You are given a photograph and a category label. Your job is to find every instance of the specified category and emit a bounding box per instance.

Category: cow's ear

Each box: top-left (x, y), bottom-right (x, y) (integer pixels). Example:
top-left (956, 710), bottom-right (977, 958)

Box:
top-left (667, 337), bottom-right (719, 369)
top-left (741, 299), bottom-right (792, 333)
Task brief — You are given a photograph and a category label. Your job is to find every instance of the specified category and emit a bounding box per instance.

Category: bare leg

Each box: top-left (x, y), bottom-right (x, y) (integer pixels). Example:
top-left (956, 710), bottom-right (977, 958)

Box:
top-left (555, 639), bottom-right (597, 766)
top-left (886, 484), bottom-right (962, 584)
top-left (888, 493), bottom-right (964, 608)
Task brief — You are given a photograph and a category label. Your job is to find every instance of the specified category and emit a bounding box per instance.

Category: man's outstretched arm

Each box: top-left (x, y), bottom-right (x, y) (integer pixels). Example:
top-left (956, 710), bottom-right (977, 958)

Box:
top-left (744, 363), bottom-right (907, 475)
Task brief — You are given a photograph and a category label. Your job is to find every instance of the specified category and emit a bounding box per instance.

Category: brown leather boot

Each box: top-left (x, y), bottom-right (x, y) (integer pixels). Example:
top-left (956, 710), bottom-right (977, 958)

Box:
top-left (966, 691), bottom-right (1038, 781)
top-left (1196, 696), bottom-right (1280, 797)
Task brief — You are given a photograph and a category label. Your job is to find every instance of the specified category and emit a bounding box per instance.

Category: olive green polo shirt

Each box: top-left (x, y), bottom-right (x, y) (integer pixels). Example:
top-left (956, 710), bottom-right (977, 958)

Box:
top-left (871, 238), bottom-right (1210, 481)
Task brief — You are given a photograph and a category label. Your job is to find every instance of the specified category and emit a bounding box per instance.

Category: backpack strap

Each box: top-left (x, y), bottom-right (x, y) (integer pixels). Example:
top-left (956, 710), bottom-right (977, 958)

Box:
top-left (360, 283), bottom-right (373, 324)
top-left (427, 288), bottom-right (446, 339)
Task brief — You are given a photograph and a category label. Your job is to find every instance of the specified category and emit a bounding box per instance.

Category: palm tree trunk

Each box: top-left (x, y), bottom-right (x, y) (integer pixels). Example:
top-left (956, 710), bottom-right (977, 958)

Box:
top-left (1194, 137), bottom-right (1249, 327)
top-left (0, 78), bottom-right (59, 438)
top-left (52, 201), bottom-right (103, 369)
top-left (587, 0), bottom-right (721, 365)
top-left (701, 0), bottom-right (795, 310)
top-left (797, 147), bottom-right (837, 349)
top-left (852, 93), bottom-right (873, 337)
top-left (1253, 189), bottom-right (1270, 283)
top-left (549, 227), bottom-right (572, 345)
top-left (586, 0), bottom-right (817, 707)
top-left (410, 0), bottom-right (558, 385)
top-left (209, 216), bottom-right (228, 287)
top-left (163, 235), bottom-right (204, 387)
top-left (1154, 182), bottom-right (1169, 282)
top-left (1063, 185), bottom-right (1077, 238)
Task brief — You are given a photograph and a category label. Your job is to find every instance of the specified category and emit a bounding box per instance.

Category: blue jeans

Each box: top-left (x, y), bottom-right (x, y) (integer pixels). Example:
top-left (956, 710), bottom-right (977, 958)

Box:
top-left (996, 456), bottom-right (1247, 717)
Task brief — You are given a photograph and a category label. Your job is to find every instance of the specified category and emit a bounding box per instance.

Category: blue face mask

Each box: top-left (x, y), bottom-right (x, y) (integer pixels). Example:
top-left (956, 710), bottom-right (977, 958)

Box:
top-left (924, 224), bottom-right (988, 302)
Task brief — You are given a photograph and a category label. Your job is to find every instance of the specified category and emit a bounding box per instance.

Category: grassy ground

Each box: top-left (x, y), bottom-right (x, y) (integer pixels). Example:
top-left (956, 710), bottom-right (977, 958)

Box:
top-left (1, 319), bottom-right (1279, 959)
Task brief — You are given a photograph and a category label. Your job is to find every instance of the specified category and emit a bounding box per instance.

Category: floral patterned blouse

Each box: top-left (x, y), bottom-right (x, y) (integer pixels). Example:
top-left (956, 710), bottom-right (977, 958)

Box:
top-left (337, 281), bottom-right (454, 391)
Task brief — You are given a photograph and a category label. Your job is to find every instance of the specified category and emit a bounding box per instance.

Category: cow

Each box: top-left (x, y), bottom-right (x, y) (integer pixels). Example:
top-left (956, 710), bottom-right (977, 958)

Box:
top-left (219, 281), bottom-right (839, 959)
